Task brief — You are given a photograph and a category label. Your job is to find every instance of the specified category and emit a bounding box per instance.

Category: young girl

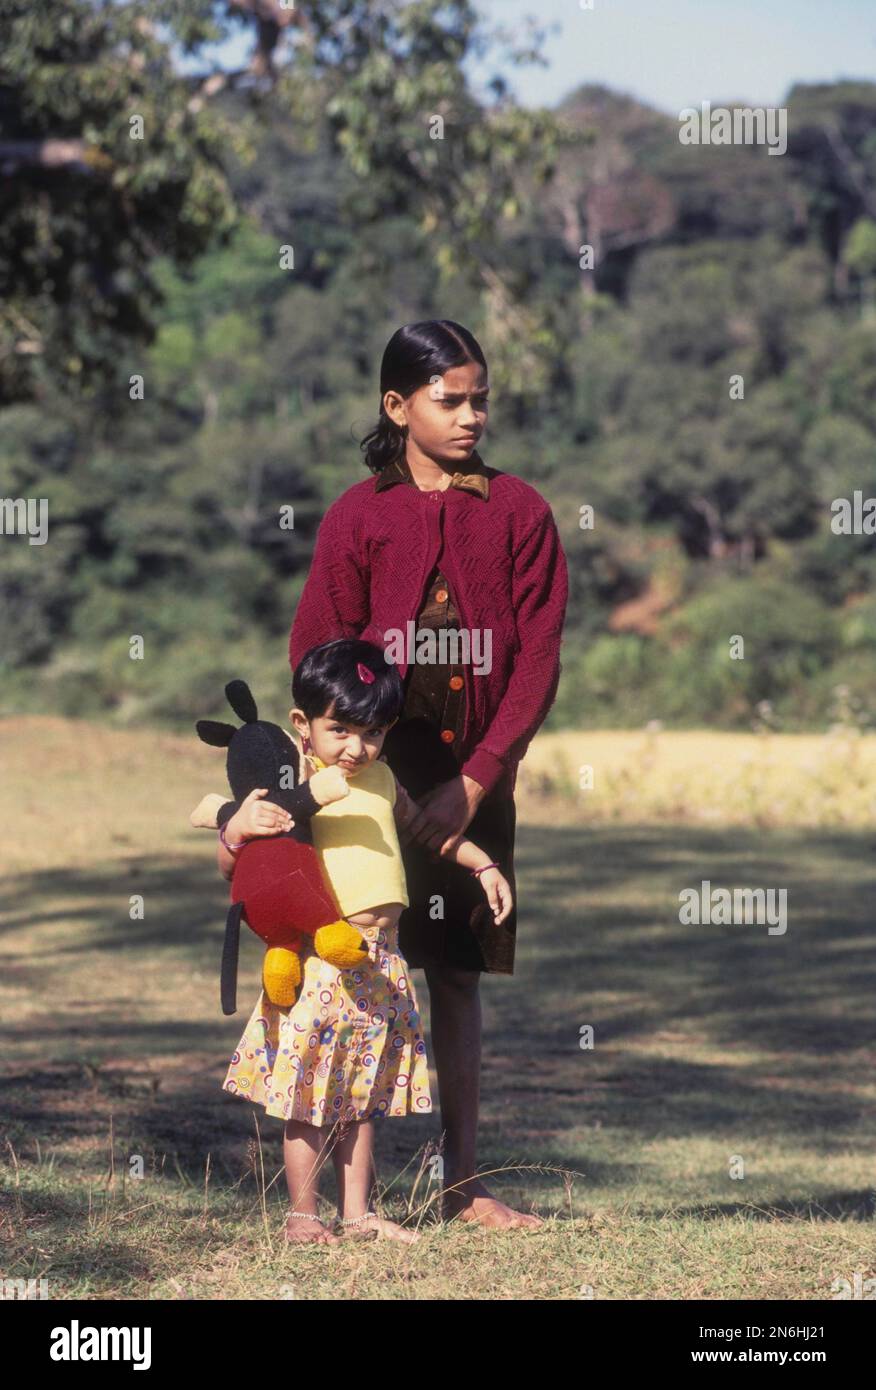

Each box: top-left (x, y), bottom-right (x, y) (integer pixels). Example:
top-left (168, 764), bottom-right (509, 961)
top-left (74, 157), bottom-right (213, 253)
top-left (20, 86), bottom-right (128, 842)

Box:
top-left (216, 637), bottom-right (513, 1244)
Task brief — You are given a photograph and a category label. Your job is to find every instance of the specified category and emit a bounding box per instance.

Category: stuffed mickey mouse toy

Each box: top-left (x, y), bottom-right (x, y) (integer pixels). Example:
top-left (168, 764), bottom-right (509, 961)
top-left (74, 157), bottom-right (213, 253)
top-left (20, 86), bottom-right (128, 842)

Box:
top-left (190, 680), bottom-right (370, 1015)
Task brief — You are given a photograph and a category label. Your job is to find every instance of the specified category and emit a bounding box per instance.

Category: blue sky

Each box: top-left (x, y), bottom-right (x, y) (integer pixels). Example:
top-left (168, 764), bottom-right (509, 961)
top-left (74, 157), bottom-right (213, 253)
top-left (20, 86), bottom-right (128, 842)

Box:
top-left (476, 0), bottom-right (876, 113)
top-left (175, 0), bottom-right (876, 115)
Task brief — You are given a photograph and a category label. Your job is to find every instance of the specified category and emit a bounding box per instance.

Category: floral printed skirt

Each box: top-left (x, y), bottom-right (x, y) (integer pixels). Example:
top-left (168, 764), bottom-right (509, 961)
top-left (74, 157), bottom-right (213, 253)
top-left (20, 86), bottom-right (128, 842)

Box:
top-left (222, 922), bottom-right (432, 1127)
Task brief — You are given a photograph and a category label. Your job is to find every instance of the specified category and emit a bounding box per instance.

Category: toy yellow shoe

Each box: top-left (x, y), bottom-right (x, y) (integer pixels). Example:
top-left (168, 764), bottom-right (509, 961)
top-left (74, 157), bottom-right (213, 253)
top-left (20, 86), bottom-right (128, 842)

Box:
top-left (314, 920), bottom-right (369, 969)
top-left (263, 946), bottom-right (302, 1007)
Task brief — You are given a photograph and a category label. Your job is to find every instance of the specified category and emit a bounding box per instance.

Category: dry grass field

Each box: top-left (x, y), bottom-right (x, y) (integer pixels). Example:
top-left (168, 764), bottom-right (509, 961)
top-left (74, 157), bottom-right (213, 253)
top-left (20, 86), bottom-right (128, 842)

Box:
top-left (1, 716), bottom-right (875, 1299)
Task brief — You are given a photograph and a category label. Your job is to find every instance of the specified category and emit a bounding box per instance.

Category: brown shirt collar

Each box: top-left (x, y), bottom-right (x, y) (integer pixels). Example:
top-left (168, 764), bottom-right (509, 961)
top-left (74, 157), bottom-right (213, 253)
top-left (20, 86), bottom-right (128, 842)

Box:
top-left (374, 448), bottom-right (490, 500)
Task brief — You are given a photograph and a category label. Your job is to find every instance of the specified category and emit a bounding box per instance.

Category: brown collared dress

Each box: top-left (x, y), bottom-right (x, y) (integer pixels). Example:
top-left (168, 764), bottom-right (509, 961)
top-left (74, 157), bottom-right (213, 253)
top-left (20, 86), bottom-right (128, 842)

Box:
top-left (378, 458), bottom-right (518, 974)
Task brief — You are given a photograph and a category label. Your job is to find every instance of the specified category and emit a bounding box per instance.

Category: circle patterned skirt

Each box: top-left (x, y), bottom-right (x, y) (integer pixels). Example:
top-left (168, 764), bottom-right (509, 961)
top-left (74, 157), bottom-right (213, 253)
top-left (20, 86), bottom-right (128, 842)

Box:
top-left (222, 923), bottom-right (432, 1127)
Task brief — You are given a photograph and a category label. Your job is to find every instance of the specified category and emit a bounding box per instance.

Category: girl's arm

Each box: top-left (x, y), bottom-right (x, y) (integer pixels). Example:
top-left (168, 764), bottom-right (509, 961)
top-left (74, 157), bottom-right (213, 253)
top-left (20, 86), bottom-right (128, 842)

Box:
top-left (437, 832), bottom-right (493, 874)
top-left (391, 770), bottom-right (511, 922)
top-left (460, 504), bottom-right (569, 796)
top-left (392, 775), bottom-right (425, 847)
top-left (207, 767), bottom-right (351, 880)
top-left (391, 770), bottom-right (481, 860)
top-left (392, 772), bottom-right (451, 857)
top-left (216, 789), bottom-right (294, 881)
top-left (393, 771), bottom-right (492, 869)
top-left (289, 497), bottom-right (370, 669)
top-left (217, 834), bottom-right (237, 881)
top-left (438, 833), bottom-right (514, 925)
top-left (216, 798), bottom-right (262, 881)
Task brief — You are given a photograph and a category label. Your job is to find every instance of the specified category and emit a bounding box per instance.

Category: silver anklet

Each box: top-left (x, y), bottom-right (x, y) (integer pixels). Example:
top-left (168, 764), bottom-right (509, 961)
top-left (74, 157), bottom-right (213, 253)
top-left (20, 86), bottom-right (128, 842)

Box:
top-left (287, 1210), bottom-right (326, 1225)
top-left (338, 1210), bottom-right (378, 1227)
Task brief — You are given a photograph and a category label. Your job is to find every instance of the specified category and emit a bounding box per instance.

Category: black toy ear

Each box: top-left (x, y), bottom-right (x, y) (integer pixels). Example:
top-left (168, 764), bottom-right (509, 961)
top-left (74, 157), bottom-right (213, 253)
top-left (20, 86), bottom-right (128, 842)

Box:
top-left (225, 680), bottom-right (258, 724)
top-left (196, 719), bottom-right (236, 747)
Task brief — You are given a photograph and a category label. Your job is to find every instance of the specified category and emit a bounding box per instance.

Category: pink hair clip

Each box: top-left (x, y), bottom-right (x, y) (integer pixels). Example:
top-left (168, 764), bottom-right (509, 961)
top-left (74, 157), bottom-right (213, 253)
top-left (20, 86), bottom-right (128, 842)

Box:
top-left (357, 661), bottom-right (376, 684)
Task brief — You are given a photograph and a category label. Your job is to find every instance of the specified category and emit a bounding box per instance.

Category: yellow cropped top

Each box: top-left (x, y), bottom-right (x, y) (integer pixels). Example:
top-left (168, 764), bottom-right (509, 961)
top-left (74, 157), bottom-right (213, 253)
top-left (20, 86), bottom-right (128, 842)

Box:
top-left (306, 755), bottom-right (409, 917)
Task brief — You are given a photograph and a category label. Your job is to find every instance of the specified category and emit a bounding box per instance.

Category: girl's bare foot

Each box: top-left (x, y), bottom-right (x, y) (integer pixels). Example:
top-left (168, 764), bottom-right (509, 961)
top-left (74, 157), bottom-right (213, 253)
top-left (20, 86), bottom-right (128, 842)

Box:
top-left (443, 1181), bottom-right (543, 1230)
top-left (337, 1212), bottom-right (419, 1243)
top-left (284, 1213), bottom-right (339, 1245)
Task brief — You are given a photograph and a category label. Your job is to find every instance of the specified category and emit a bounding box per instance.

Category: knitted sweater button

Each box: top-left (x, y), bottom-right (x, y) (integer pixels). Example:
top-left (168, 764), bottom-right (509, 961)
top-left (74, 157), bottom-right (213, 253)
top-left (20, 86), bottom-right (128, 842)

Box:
top-left (440, 729), bottom-right (455, 743)
top-left (449, 675), bottom-right (464, 690)
top-left (435, 588), bottom-right (448, 604)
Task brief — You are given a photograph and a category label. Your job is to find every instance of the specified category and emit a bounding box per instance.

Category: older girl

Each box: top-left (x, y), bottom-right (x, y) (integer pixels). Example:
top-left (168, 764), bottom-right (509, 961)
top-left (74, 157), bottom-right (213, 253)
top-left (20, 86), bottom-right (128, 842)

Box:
top-left (289, 320), bottom-right (568, 1229)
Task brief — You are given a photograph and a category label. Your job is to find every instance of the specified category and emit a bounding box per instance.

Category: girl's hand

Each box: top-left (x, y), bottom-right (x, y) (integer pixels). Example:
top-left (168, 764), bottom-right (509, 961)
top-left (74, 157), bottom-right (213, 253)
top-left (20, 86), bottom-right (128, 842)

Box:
top-left (411, 775), bottom-right (483, 856)
top-left (228, 788), bottom-right (293, 842)
top-left (476, 867), bottom-right (513, 925)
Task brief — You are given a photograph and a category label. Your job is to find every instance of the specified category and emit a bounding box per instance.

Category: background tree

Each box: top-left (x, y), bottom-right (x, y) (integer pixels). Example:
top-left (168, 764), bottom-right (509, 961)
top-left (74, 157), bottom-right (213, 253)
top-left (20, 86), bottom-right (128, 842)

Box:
top-left (1, 6), bottom-right (875, 732)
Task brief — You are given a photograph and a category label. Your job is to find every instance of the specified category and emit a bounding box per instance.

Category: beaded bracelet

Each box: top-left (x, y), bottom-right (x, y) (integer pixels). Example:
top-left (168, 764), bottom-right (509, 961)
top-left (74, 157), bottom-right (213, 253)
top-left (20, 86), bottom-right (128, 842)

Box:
top-left (472, 861), bottom-right (499, 877)
top-left (218, 822), bottom-right (246, 854)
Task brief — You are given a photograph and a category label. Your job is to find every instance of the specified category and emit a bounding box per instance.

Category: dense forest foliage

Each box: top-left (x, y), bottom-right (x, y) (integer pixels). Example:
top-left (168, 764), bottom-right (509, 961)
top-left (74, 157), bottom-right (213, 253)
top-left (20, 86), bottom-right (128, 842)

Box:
top-left (1, 1), bottom-right (875, 732)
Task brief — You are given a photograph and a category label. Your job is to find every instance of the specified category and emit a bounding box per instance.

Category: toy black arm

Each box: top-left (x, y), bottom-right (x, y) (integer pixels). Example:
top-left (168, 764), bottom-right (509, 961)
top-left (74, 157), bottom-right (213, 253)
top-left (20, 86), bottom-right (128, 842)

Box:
top-left (215, 779), bottom-right (321, 829)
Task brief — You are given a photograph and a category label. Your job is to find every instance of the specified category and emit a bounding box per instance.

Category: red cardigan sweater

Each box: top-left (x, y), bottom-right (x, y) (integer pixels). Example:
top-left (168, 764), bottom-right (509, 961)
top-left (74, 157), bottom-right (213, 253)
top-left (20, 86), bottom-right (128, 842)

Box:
top-left (288, 460), bottom-right (569, 797)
